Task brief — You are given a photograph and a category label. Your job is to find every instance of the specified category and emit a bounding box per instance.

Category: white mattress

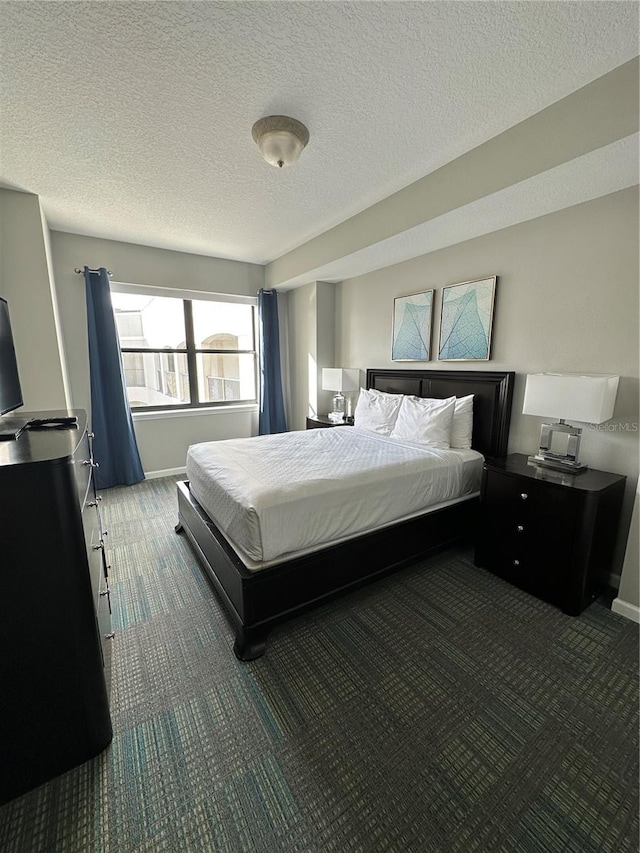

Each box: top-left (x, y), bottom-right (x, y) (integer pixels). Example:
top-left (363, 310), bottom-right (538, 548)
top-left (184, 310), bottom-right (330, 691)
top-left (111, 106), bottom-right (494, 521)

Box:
top-left (186, 427), bottom-right (483, 568)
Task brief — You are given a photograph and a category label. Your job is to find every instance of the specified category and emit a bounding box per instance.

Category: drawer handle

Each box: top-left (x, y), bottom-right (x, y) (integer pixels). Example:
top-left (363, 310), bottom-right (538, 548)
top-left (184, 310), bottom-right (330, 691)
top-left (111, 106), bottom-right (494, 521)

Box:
top-left (92, 542), bottom-right (104, 551)
top-left (82, 460), bottom-right (100, 468)
top-left (87, 500), bottom-right (98, 508)
top-left (104, 632), bottom-right (115, 640)
top-left (516, 525), bottom-right (524, 533)
top-left (520, 493), bottom-right (528, 501)
top-left (513, 559), bottom-right (521, 567)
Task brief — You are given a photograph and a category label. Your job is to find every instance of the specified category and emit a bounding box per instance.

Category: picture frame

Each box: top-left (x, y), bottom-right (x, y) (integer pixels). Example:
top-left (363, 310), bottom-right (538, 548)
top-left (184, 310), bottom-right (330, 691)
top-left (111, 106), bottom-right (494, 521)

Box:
top-left (438, 276), bottom-right (497, 361)
top-left (392, 290), bottom-right (434, 361)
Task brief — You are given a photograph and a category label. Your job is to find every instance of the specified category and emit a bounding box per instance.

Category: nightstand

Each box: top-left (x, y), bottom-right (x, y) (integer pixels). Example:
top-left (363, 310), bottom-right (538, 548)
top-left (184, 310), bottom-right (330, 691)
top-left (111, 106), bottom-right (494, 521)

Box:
top-left (474, 453), bottom-right (626, 615)
top-left (306, 416), bottom-right (353, 429)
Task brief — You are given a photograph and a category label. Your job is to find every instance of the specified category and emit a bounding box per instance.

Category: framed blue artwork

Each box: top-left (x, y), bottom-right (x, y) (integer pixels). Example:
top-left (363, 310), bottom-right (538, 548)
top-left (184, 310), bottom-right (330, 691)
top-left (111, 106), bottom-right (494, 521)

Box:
top-left (438, 276), bottom-right (497, 361)
top-left (392, 290), bottom-right (433, 361)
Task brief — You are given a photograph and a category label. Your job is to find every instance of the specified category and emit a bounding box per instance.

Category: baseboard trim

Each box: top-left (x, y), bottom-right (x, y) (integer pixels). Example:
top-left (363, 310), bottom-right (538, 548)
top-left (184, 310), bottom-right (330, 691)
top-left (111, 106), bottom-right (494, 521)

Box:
top-left (144, 467), bottom-right (186, 480)
top-left (611, 597), bottom-right (640, 624)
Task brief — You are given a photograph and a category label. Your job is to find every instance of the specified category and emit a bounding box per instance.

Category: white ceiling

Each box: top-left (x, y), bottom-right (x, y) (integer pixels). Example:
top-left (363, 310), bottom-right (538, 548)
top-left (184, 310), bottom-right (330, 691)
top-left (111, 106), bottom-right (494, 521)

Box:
top-left (1, 1), bottom-right (638, 276)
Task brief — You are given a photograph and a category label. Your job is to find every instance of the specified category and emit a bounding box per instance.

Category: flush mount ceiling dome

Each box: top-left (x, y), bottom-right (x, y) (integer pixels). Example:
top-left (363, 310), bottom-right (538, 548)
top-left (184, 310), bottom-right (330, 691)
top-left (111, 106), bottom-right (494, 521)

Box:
top-left (251, 115), bottom-right (310, 168)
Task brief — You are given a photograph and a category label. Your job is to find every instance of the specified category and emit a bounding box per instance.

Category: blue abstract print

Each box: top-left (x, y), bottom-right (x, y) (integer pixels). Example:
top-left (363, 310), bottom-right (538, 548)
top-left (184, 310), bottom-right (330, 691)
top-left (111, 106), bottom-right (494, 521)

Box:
top-left (392, 291), bottom-right (433, 360)
top-left (439, 278), bottom-right (495, 360)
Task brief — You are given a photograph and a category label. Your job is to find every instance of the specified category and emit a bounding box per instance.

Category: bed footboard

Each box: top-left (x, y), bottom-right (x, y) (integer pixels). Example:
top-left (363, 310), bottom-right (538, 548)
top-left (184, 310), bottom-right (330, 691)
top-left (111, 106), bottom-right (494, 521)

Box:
top-left (176, 479), bottom-right (477, 660)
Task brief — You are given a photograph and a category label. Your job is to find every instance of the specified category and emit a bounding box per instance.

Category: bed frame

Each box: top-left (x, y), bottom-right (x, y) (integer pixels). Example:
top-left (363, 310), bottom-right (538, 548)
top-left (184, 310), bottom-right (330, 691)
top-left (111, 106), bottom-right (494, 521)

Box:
top-left (176, 368), bottom-right (514, 660)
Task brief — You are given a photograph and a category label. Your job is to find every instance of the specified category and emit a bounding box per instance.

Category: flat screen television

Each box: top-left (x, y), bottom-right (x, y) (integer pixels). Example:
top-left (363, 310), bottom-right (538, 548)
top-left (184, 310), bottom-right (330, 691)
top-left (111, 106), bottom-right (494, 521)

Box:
top-left (0, 296), bottom-right (24, 418)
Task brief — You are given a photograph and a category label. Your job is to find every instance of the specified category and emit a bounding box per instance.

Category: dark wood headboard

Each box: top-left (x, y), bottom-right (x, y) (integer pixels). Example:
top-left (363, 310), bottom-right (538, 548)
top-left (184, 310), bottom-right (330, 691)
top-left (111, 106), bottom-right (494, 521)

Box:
top-left (366, 368), bottom-right (515, 460)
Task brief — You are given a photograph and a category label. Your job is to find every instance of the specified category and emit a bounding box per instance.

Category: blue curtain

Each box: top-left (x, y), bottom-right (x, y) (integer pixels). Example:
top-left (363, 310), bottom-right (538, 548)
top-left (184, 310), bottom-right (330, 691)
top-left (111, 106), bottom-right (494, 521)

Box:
top-left (84, 267), bottom-right (145, 488)
top-left (258, 288), bottom-right (287, 435)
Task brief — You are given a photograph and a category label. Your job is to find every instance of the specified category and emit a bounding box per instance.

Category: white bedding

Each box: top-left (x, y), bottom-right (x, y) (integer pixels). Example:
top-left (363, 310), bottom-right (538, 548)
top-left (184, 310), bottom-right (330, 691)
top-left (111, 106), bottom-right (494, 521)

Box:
top-left (186, 427), bottom-right (483, 567)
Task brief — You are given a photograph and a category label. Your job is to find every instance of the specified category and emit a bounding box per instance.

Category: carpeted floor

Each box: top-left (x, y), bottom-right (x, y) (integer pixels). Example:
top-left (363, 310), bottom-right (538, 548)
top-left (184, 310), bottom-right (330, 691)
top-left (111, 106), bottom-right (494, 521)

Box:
top-left (1, 474), bottom-right (638, 853)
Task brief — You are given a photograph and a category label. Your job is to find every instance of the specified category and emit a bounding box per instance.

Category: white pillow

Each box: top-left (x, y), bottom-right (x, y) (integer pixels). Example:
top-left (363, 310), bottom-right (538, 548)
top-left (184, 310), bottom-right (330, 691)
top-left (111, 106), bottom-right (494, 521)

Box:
top-left (390, 395), bottom-right (456, 448)
top-left (451, 395), bottom-right (474, 449)
top-left (353, 388), bottom-right (403, 435)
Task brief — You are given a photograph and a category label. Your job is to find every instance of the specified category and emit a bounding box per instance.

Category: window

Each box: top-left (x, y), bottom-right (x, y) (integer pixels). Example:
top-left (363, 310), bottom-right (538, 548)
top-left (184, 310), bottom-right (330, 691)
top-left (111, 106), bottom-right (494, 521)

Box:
top-left (111, 291), bottom-right (257, 411)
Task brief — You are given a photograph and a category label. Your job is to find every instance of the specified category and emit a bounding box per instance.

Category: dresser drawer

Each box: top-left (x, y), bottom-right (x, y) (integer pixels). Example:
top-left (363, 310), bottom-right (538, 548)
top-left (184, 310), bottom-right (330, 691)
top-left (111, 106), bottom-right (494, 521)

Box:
top-left (83, 503), bottom-right (103, 607)
top-left (74, 430), bottom-right (92, 508)
top-left (97, 590), bottom-right (113, 695)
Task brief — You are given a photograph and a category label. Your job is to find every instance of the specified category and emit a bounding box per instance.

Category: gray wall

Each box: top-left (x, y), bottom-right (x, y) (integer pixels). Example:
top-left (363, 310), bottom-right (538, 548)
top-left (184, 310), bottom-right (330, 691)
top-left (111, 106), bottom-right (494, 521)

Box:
top-left (0, 189), bottom-right (70, 410)
top-left (49, 230), bottom-right (263, 473)
top-left (288, 281), bottom-right (339, 431)
top-left (327, 187), bottom-right (638, 589)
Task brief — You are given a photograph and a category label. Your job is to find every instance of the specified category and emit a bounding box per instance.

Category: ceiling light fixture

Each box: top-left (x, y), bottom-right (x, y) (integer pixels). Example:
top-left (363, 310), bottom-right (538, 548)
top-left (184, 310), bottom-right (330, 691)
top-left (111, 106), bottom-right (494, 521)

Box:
top-left (251, 115), bottom-right (309, 168)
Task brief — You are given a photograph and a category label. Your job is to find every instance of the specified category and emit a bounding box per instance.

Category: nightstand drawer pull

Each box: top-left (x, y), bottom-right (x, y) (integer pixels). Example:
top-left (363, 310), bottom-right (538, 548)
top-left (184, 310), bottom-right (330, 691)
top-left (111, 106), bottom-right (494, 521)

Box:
top-left (516, 525), bottom-right (524, 533)
top-left (520, 493), bottom-right (528, 501)
top-left (512, 559), bottom-right (521, 567)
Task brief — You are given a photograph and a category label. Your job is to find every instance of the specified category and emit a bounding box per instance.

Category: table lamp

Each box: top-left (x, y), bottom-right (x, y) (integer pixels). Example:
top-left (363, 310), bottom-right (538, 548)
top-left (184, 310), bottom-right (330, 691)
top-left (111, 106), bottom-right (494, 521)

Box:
top-left (322, 368), bottom-right (359, 423)
top-left (522, 373), bottom-right (619, 473)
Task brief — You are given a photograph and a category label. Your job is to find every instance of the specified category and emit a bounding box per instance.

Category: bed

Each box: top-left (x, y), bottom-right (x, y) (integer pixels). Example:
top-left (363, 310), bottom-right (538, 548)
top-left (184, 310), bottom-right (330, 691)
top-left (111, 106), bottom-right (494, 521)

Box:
top-left (175, 368), bottom-right (514, 660)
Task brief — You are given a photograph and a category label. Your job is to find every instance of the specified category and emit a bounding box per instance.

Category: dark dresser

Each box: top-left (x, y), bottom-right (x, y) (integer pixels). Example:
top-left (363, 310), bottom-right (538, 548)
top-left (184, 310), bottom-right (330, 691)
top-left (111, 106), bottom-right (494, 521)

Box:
top-left (474, 453), bottom-right (626, 616)
top-left (0, 410), bottom-right (113, 804)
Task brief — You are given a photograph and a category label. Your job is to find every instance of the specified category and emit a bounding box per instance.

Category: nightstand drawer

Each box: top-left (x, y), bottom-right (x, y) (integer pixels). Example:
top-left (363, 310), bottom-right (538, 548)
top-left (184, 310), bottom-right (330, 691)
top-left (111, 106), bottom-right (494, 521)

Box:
top-left (480, 536), bottom-right (564, 604)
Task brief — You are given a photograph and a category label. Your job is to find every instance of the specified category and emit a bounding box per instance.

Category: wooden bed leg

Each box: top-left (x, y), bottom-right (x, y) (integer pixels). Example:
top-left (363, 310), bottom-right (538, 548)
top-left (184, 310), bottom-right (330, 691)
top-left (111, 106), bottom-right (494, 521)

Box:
top-left (233, 626), bottom-right (270, 661)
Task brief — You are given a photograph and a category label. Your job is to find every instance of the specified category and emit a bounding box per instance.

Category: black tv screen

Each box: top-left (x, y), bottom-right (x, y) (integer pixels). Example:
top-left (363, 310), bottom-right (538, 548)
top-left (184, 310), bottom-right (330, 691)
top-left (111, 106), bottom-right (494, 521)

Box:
top-left (0, 297), bottom-right (24, 416)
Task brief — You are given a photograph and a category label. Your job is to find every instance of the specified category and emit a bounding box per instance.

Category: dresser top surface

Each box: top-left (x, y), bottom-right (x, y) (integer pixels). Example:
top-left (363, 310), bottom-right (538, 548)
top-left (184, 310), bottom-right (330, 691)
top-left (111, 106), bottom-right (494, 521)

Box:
top-left (486, 453), bottom-right (626, 492)
top-left (0, 410), bottom-right (87, 468)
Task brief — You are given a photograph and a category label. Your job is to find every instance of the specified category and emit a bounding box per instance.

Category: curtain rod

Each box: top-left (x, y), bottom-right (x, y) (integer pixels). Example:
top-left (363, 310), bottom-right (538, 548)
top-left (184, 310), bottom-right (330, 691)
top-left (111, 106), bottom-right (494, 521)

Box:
top-left (74, 267), bottom-right (113, 276)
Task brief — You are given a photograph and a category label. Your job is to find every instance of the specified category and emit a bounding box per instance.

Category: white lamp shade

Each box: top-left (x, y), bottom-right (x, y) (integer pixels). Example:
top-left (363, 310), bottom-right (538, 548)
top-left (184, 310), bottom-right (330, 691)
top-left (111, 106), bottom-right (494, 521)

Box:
top-left (321, 368), bottom-right (359, 393)
top-left (522, 373), bottom-right (619, 423)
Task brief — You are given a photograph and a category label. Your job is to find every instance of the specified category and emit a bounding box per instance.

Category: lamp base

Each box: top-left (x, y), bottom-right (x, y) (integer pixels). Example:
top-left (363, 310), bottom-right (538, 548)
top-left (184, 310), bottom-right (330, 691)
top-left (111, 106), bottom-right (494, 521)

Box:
top-left (527, 454), bottom-right (588, 474)
top-left (530, 420), bottom-right (588, 474)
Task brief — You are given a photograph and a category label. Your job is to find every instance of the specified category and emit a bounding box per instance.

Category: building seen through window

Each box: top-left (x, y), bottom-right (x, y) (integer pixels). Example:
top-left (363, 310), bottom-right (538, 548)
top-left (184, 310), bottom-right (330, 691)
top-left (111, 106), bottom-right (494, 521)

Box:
top-left (111, 292), bottom-right (257, 410)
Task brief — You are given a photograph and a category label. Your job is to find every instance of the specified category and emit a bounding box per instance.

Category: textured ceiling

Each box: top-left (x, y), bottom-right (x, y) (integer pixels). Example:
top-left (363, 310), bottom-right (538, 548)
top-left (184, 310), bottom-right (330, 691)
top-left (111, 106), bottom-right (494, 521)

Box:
top-left (1, 1), bottom-right (638, 273)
